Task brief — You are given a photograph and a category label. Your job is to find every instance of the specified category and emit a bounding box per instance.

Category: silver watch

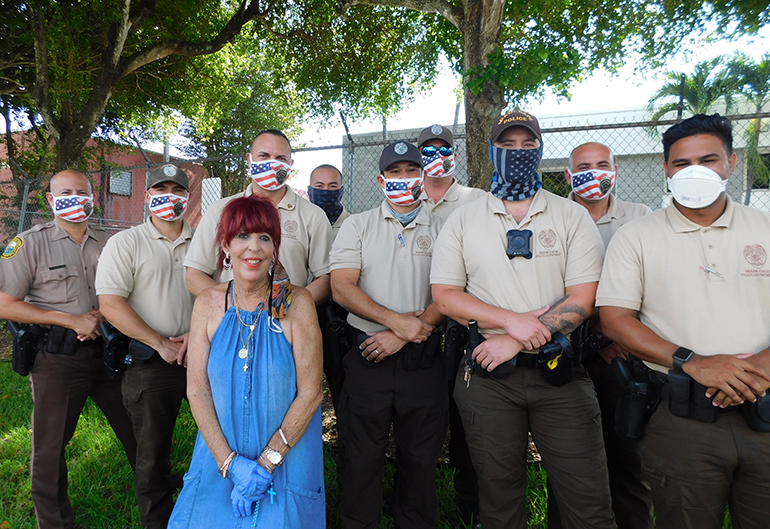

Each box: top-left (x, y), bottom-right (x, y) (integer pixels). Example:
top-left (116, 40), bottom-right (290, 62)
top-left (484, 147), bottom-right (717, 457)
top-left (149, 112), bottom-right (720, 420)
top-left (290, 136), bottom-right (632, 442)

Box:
top-left (262, 446), bottom-right (283, 467)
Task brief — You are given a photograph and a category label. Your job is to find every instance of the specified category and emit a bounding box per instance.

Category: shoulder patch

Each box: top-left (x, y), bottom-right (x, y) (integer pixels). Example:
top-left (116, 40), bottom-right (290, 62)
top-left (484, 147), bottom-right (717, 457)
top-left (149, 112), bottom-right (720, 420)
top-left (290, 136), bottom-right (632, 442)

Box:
top-left (2, 236), bottom-right (24, 259)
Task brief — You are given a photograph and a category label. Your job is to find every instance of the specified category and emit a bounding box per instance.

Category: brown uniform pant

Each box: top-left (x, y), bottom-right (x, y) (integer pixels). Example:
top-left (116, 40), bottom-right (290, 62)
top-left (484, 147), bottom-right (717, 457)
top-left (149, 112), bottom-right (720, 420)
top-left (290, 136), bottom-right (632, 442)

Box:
top-left (455, 364), bottom-right (616, 529)
top-left (29, 342), bottom-right (137, 529)
top-left (122, 355), bottom-right (187, 529)
top-left (639, 403), bottom-right (770, 529)
top-left (549, 359), bottom-right (653, 529)
top-left (337, 346), bottom-right (447, 529)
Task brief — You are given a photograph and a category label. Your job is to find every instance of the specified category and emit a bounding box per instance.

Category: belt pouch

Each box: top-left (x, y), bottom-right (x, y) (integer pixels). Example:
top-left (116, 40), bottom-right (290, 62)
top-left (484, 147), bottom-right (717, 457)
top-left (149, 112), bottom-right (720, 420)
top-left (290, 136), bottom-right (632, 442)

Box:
top-left (692, 381), bottom-right (719, 423)
top-left (740, 394), bottom-right (770, 432)
top-left (100, 322), bottom-right (130, 378)
top-left (46, 325), bottom-right (79, 355)
top-left (127, 339), bottom-right (156, 364)
top-left (667, 370), bottom-right (692, 418)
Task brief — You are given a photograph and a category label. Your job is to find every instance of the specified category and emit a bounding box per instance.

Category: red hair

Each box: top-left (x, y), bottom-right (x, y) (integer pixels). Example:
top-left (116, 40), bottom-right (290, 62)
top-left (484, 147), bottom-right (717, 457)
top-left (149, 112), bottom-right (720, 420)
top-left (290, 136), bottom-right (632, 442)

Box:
top-left (216, 196), bottom-right (282, 272)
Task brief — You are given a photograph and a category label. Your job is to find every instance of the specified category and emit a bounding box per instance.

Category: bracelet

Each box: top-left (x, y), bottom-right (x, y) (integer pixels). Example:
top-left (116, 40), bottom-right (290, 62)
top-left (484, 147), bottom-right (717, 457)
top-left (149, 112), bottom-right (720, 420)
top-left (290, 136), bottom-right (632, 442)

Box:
top-left (279, 428), bottom-right (291, 448)
top-left (220, 451), bottom-right (237, 479)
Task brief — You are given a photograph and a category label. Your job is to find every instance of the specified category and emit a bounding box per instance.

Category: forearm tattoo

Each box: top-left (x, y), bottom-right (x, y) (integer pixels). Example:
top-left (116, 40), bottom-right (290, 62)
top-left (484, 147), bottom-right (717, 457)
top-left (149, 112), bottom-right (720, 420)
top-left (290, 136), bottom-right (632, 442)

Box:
top-left (539, 296), bottom-right (591, 335)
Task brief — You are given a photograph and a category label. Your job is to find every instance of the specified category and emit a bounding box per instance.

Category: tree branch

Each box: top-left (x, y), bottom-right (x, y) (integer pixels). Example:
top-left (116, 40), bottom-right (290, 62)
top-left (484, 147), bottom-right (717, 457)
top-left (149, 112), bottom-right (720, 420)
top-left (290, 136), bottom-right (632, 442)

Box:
top-left (339, 0), bottom-right (463, 30)
top-left (117, 0), bottom-right (261, 77)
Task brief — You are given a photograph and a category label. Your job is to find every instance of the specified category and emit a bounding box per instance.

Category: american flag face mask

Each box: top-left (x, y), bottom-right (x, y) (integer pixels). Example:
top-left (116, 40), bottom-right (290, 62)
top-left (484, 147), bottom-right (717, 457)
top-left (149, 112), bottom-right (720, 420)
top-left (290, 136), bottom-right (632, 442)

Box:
top-left (51, 194), bottom-right (94, 223)
top-left (569, 169), bottom-right (616, 200)
top-left (381, 175), bottom-right (423, 206)
top-left (148, 192), bottom-right (188, 221)
top-left (422, 151), bottom-right (455, 178)
top-left (248, 154), bottom-right (291, 191)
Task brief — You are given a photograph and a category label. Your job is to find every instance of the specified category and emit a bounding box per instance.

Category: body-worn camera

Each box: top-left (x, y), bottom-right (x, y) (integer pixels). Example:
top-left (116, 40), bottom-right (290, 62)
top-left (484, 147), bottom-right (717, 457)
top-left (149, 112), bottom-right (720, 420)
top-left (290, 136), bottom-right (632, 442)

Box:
top-left (506, 229), bottom-right (533, 259)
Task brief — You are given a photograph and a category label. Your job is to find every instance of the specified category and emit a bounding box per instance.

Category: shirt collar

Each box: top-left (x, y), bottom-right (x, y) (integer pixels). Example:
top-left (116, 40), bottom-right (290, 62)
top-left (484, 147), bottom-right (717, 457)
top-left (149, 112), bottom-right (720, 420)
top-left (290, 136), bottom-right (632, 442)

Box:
top-left (666, 196), bottom-right (734, 233)
top-left (492, 188), bottom-right (547, 222)
top-left (380, 200), bottom-right (432, 227)
top-left (145, 216), bottom-right (193, 242)
top-left (50, 220), bottom-right (99, 242)
top-left (567, 191), bottom-right (618, 225)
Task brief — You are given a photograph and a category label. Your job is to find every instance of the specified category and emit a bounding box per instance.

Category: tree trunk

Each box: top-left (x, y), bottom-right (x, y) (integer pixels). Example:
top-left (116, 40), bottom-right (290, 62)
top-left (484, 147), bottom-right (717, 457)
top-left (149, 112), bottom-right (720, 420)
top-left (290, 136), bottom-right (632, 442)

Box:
top-left (461, 0), bottom-right (505, 190)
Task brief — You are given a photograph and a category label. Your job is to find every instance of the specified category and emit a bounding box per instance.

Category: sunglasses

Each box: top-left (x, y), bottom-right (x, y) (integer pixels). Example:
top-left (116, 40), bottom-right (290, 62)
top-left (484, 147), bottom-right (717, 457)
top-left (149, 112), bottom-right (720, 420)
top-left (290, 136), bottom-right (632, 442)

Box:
top-left (421, 145), bottom-right (453, 157)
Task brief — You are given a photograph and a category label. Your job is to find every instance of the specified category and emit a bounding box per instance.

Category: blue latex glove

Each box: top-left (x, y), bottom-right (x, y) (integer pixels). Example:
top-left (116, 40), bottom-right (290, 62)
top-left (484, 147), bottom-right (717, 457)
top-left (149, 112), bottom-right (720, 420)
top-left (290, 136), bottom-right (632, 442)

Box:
top-left (228, 456), bottom-right (272, 499)
top-left (230, 485), bottom-right (255, 518)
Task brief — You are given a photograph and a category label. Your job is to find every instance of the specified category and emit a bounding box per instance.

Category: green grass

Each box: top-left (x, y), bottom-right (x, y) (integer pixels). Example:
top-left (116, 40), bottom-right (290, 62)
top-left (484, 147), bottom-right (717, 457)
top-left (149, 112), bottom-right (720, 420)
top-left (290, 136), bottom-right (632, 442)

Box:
top-left (0, 358), bottom-right (554, 528)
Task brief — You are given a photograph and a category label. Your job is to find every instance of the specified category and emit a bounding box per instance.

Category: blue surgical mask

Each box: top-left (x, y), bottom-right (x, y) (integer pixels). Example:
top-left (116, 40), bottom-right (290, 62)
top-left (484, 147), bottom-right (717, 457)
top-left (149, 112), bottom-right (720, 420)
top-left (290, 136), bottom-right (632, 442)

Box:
top-left (307, 186), bottom-right (344, 224)
top-left (488, 143), bottom-right (543, 201)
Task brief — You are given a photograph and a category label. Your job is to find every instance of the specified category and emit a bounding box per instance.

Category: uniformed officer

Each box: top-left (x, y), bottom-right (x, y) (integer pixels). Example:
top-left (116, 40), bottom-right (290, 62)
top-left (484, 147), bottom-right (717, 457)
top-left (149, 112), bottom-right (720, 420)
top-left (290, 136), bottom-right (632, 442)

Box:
top-left (597, 114), bottom-right (770, 529)
top-left (308, 164), bottom-right (351, 239)
top-left (307, 163), bottom-right (350, 410)
top-left (431, 110), bottom-right (616, 529)
top-left (417, 123), bottom-right (486, 525)
top-left (548, 142), bottom-right (653, 529)
top-left (95, 164), bottom-right (195, 529)
top-left (330, 141), bottom-right (447, 529)
top-left (418, 123), bottom-right (486, 219)
top-left (185, 129), bottom-right (333, 302)
top-left (0, 170), bottom-right (137, 529)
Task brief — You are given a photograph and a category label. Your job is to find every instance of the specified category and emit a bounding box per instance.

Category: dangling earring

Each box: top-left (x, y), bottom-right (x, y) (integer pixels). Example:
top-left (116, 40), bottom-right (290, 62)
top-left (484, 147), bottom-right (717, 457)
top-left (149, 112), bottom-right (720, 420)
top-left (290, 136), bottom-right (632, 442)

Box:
top-left (223, 253), bottom-right (232, 270)
top-left (269, 255), bottom-right (275, 276)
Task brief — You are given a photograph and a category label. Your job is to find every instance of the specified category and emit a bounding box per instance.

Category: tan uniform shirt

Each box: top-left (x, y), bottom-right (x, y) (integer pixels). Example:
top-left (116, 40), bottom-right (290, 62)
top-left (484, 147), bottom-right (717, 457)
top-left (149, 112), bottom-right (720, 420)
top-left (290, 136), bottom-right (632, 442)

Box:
top-left (95, 218), bottom-right (194, 338)
top-left (596, 199), bottom-right (770, 372)
top-left (421, 179), bottom-right (487, 220)
top-left (0, 222), bottom-right (107, 314)
top-left (568, 192), bottom-right (652, 248)
top-left (330, 202), bottom-right (445, 333)
top-left (332, 207), bottom-right (351, 240)
top-left (431, 190), bottom-right (604, 335)
top-left (184, 185), bottom-right (333, 287)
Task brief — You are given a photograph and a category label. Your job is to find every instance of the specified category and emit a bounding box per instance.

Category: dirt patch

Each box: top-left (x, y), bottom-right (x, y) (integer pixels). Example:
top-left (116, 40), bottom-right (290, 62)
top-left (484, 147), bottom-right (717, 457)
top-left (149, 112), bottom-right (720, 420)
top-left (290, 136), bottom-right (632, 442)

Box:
top-left (0, 323), bottom-right (12, 362)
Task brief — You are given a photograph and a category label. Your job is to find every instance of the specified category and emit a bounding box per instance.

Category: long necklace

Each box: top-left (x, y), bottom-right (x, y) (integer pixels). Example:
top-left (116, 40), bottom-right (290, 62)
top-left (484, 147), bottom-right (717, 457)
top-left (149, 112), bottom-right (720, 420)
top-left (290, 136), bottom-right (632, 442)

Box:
top-left (232, 286), bottom-right (267, 371)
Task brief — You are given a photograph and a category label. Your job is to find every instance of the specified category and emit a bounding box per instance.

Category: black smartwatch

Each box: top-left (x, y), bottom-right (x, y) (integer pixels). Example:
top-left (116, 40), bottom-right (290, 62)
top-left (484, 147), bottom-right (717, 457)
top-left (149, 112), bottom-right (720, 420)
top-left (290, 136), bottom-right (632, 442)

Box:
top-left (672, 347), bottom-right (695, 373)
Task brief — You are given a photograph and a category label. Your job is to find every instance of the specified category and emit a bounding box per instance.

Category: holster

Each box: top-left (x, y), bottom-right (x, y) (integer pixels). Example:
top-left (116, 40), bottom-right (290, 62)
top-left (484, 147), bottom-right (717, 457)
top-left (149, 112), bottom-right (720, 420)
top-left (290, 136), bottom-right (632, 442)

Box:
top-left (612, 357), bottom-right (664, 440)
top-left (539, 333), bottom-right (575, 387)
top-left (100, 322), bottom-right (130, 379)
top-left (317, 301), bottom-right (349, 373)
top-left (666, 370), bottom-right (719, 423)
top-left (444, 319), bottom-right (468, 380)
top-left (45, 324), bottom-right (80, 355)
top-left (740, 393), bottom-right (770, 432)
top-left (126, 339), bottom-right (156, 365)
top-left (6, 320), bottom-right (47, 376)
top-left (571, 318), bottom-right (613, 366)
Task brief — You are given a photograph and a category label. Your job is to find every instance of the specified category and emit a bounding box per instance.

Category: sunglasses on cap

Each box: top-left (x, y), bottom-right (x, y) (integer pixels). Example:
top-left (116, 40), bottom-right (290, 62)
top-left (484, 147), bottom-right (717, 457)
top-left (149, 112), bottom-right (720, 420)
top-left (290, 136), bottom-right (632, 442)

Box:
top-left (421, 145), bottom-right (453, 157)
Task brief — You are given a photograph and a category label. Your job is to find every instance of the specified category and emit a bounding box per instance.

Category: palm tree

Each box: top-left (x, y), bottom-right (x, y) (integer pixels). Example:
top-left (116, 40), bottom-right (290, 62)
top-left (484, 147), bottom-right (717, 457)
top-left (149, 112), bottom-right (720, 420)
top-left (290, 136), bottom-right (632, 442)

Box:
top-left (647, 57), bottom-right (739, 122)
top-left (727, 52), bottom-right (770, 205)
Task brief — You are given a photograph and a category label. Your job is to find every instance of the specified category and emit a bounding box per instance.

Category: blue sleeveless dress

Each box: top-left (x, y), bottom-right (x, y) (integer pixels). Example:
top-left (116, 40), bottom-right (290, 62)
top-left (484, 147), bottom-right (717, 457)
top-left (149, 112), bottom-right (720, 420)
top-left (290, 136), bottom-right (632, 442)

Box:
top-left (168, 293), bottom-right (325, 528)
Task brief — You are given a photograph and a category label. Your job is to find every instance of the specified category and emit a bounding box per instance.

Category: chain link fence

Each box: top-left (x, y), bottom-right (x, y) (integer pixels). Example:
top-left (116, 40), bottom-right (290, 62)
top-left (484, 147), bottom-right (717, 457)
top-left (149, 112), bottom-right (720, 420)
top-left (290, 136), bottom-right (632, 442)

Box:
top-left (2, 112), bottom-right (769, 249)
top-left (340, 112), bottom-right (770, 213)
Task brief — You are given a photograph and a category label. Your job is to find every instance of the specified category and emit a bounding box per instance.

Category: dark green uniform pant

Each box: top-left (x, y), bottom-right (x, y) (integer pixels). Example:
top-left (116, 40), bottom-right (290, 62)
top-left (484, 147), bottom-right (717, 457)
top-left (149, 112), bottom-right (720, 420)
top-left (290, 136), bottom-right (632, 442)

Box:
top-left (455, 364), bottom-right (616, 529)
top-left (30, 342), bottom-right (137, 529)
top-left (549, 359), bottom-right (653, 529)
top-left (122, 355), bottom-right (187, 529)
top-left (639, 403), bottom-right (770, 529)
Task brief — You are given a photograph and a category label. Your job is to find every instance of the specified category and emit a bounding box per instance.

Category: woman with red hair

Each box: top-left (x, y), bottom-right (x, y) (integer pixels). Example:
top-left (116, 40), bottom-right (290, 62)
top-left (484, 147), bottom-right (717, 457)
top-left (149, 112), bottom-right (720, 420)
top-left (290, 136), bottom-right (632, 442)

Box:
top-left (169, 196), bottom-right (325, 527)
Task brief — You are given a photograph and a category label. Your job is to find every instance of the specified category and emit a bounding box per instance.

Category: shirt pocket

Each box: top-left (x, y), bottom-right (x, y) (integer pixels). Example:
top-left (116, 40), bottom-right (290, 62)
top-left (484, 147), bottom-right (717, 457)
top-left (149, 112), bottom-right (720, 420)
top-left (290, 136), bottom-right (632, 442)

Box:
top-left (37, 266), bottom-right (79, 304)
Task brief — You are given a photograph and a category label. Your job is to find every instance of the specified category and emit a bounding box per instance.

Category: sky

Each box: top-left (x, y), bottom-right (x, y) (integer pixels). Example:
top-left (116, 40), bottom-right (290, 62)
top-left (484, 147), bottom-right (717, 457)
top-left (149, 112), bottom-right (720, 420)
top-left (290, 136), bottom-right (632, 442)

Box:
top-left (288, 26), bottom-right (770, 190)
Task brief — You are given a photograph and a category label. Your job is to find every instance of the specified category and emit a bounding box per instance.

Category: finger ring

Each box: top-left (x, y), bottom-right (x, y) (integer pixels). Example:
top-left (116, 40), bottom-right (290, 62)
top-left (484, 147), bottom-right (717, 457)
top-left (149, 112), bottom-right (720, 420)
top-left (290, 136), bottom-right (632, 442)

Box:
top-left (374, 350), bottom-right (379, 355)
